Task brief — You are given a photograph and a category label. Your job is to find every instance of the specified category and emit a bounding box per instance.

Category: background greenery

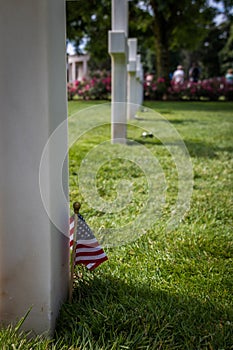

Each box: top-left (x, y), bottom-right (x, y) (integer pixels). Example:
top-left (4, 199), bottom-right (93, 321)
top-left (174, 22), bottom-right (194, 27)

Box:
top-left (66, 0), bottom-right (233, 79)
top-left (1, 100), bottom-right (232, 349)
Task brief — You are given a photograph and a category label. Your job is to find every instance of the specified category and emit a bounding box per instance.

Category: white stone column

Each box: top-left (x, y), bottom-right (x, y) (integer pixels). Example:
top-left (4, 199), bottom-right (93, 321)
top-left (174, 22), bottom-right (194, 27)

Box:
top-left (127, 38), bottom-right (138, 119)
top-left (72, 62), bottom-right (76, 82)
top-left (68, 64), bottom-right (72, 82)
top-left (83, 56), bottom-right (89, 79)
top-left (108, 0), bottom-right (128, 143)
top-left (0, 0), bottom-right (69, 336)
top-left (136, 54), bottom-right (144, 106)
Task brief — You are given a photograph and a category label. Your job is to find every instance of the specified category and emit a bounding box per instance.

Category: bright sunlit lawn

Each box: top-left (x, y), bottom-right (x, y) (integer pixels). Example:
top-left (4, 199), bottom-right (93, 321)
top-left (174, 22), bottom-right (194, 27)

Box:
top-left (1, 100), bottom-right (232, 349)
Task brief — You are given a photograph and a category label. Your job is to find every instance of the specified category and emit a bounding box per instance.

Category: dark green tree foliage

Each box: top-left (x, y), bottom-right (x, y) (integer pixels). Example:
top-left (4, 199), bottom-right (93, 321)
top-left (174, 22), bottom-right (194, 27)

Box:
top-left (217, 0), bottom-right (233, 74)
top-left (128, 2), bottom-right (155, 72)
top-left (215, 0), bottom-right (233, 19)
top-left (197, 23), bottom-right (228, 77)
top-left (145, 0), bottom-right (216, 79)
top-left (66, 0), bottom-right (228, 79)
top-left (220, 23), bottom-right (233, 73)
top-left (66, 0), bottom-right (111, 70)
top-left (195, 0), bottom-right (233, 77)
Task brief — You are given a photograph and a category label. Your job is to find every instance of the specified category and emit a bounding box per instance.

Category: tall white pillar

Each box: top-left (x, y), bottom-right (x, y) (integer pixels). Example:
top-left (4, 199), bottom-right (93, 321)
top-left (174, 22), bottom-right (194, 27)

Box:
top-left (109, 0), bottom-right (128, 143)
top-left (136, 54), bottom-right (144, 106)
top-left (127, 38), bottom-right (138, 119)
top-left (0, 0), bottom-right (69, 336)
top-left (72, 62), bottom-right (76, 82)
top-left (83, 56), bottom-right (89, 78)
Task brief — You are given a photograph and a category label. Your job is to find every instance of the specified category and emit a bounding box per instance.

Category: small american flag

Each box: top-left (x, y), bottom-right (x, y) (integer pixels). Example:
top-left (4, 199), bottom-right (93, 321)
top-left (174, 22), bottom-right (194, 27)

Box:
top-left (69, 213), bottom-right (108, 270)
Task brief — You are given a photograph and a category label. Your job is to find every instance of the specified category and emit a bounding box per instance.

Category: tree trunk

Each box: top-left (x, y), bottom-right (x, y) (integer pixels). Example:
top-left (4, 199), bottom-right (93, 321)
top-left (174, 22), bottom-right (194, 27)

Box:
top-left (151, 3), bottom-right (170, 80)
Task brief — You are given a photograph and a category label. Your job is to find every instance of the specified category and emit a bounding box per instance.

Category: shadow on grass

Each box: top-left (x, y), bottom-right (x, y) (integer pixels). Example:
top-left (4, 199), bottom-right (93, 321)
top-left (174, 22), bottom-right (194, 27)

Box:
top-left (131, 137), bottom-right (233, 159)
top-left (168, 119), bottom-right (198, 124)
top-left (182, 141), bottom-right (217, 159)
top-left (144, 100), bottom-right (233, 113)
top-left (55, 275), bottom-right (232, 349)
top-left (135, 117), bottom-right (198, 125)
top-left (184, 142), bottom-right (233, 158)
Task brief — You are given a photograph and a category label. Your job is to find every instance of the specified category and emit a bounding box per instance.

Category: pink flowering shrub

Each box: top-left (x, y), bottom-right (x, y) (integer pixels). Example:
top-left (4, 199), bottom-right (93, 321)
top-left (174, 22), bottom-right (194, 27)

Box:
top-left (144, 76), bottom-right (167, 100)
top-left (144, 77), bottom-right (233, 101)
top-left (67, 83), bottom-right (77, 101)
top-left (67, 71), bottom-right (111, 100)
top-left (68, 72), bottom-right (233, 101)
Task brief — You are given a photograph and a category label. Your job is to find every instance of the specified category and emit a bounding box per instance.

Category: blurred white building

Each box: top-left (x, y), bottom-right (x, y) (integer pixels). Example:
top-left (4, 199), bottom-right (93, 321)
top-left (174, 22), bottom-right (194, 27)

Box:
top-left (67, 54), bottom-right (90, 82)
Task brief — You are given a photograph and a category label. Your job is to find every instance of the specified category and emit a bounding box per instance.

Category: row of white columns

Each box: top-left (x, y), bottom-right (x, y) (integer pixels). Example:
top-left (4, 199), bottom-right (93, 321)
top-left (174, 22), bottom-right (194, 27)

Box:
top-left (108, 0), bottom-right (144, 143)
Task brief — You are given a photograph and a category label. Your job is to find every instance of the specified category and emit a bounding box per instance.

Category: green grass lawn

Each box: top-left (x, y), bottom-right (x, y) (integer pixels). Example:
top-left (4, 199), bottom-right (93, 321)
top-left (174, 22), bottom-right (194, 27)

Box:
top-left (1, 101), bottom-right (233, 349)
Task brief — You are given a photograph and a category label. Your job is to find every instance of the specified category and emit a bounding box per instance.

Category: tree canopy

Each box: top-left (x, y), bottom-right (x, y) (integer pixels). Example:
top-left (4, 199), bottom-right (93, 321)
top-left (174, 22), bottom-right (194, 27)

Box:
top-left (66, 0), bottom-right (111, 70)
top-left (66, 0), bottom-right (233, 78)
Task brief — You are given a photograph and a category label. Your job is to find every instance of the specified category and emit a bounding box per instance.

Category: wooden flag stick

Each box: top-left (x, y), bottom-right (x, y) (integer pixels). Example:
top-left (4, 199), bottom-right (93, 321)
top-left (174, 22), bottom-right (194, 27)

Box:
top-left (69, 201), bottom-right (81, 303)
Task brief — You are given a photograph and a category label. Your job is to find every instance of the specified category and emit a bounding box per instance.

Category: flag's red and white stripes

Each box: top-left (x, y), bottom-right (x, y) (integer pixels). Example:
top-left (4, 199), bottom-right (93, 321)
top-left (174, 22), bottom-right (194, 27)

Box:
top-left (69, 215), bottom-right (108, 271)
top-left (69, 216), bottom-right (75, 248)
